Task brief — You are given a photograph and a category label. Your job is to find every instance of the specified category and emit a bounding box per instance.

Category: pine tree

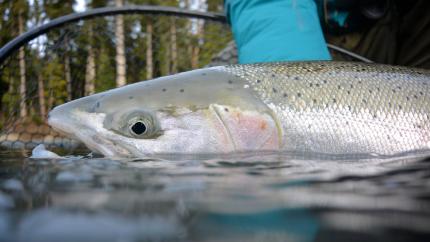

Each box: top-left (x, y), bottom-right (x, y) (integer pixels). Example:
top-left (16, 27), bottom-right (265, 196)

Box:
top-left (146, 17), bottom-right (154, 79)
top-left (32, 0), bottom-right (47, 118)
top-left (115, 0), bottom-right (127, 87)
top-left (18, 6), bottom-right (27, 118)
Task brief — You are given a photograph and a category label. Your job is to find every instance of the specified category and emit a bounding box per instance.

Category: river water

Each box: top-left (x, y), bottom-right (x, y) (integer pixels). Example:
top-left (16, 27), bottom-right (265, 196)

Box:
top-left (0, 149), bottom-right (429, 242)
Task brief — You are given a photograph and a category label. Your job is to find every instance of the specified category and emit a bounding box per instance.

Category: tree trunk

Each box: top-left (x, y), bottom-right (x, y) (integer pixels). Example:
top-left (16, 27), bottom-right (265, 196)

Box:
top-left (115, 0), bottom-right (126, 87)
top-left (170, 18), bottom-right (178, 74)
top-left (163, 32), bottom-right (171, 75)
top-left (191, 45), bottom-right (200, 68)
top-left (146, 18), bottom-right (153, 80)
top-left (18, 11), bottom-right (27, 118)
top-left (85, 25), bottom-right (96, 95)
top-left (85, 48), bottom-right (96, 95)
top-left (64, 36), bottom-right (72, 101)
top-left (48, 85), bottom-right (54, 112)
top-left (37, 73), bottom-right (46, 118)
top-left (191, 25), bottom-right (203, 69)
top-left (32, 0), bottom-right (46, 118)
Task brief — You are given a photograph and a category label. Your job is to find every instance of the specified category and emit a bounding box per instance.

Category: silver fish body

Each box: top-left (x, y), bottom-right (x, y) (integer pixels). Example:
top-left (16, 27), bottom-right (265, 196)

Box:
top-left (223, 62), bottom-right (430, 155)
top-left (48, 61), bottom-right (430, 157)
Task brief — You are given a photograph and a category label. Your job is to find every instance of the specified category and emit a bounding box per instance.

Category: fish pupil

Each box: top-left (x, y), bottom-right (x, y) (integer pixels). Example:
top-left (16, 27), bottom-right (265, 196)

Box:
top-left (131, 121), bottom-right (147, 135)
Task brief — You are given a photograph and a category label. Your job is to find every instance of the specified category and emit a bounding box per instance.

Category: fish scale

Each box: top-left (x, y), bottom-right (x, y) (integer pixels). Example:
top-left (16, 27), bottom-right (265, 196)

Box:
top-left (224, 61), bottom-right (430, 154)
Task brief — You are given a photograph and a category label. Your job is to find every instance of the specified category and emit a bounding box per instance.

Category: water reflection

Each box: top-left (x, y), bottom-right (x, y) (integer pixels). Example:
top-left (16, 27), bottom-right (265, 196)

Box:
top-left (0, 150), bottom-right (429, 242)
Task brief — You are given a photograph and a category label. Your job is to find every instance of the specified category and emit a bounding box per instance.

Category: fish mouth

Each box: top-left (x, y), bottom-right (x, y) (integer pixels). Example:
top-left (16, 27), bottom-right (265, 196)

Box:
top-left (48, 105), bottom-right (131, 157)
top-left (48, 112), bottom-right (78, 139)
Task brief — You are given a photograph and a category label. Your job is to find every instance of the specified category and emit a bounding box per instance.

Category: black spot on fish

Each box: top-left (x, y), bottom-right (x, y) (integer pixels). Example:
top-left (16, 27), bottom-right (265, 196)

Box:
top-left (96, 102), bottom-right (100, 108)
top-left (272, 88), bottom-right (277, 93)
top-left (398, 105), bottom-right (402, 110)
top-left (420, 91), bottom-right (424, 95)
top-left (377, 87), bottom-right (380, 92)
top-left (257, 79), bottom-right (261, 83)
top-left (162, 88), bottom-right (166, 92)
top-left (323, 80), bottom-right (327, 84)
top-left (397, 86), bottom-right (402, 90)
top-left (388, 102), bottom-right (392, 107)
top-left (128, 96), bottom-right (134, 99)
top-left (392, 89), bottom-right (396, 93)
top-left (333, 98), bottom-right (336, 103)
top-left (228, 80), bottom-right (233, 84)
top-left (369, 89), bottom-right (372, 94)
top-left (297, 93), bottom-right (302, 98)
top-left (309, 83), bottom-right (313, 87)
top-left (414, 95), bottom-right (418, 99)
top-left (350, 84), bottom-right (354, 88)
top-left (406, 96), bottom-right (410, 101)
top-left (180, 89), bottom-right (184, 93)
top-left (316, 83), bottom-right (320, 87)
top-left (224, 108), bottom-right (229, 112)
top-left (337, 85), bottom-right (341, 89)
top-left (272, 74), bottom-right (276, 78)
top-left (347, 90), bottom-right (351, 95)
top-left (358, 81), bottom-right (362, 84)
top-left (387, 135), bottom-right (391, 140)
top-left (348, 105), bottom-right (352, 111)
top-left (362, 99), bottom-right (367, 104)
top-left (294, 76), bottom-right (300, 80)
top-left (373, 114), bottom-right (377, 118)
top-left (313, 99), bottom-right (317, 103)
top-left (283, 93), bottom-right (288, 98)
top-left (345, 121), bottom-right (349, 125)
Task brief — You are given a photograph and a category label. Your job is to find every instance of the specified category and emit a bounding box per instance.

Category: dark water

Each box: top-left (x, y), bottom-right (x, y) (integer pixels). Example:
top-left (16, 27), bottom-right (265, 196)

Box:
top-left (0, 149), bottom-right (430, 242)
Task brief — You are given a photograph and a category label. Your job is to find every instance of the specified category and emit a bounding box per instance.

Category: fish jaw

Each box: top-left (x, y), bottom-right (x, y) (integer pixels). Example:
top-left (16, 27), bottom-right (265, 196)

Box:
top-left (48, 104), bottom-right (133, 157)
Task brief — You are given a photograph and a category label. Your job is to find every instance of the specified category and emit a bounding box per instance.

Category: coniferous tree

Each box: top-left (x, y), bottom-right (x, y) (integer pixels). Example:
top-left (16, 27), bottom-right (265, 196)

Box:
top-left (43, 0), bottom-right (76, 101)
top-left (115, 0), bottom-right (127, 86)
top-left (18, 6), bottom-right (27, 118)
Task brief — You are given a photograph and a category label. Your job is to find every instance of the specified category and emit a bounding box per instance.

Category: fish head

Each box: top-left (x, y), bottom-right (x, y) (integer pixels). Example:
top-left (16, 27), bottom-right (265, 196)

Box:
top-left (48, 67), bottom-right (280, 157)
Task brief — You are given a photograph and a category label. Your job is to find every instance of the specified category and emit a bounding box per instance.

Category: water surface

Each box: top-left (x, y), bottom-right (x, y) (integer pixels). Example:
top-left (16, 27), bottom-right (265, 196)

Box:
top-left (0, 149), bottom-right (430, 242)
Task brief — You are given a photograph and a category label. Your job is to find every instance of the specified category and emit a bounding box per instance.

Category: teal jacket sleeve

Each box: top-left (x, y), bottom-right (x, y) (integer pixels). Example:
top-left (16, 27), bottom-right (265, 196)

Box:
top-left (225, 0), bottom-right (332, 64)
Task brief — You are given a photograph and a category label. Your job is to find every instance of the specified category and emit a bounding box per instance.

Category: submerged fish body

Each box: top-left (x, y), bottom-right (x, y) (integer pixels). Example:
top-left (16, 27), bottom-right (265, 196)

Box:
top-left (48, 61), bottom-right (430, 157)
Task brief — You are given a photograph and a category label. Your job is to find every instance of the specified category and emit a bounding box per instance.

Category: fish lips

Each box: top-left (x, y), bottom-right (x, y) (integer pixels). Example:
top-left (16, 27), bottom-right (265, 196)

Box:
top-left (48, 101), bottom-right (131, 157)
top-left (49, 112), bottom-right (127, 157)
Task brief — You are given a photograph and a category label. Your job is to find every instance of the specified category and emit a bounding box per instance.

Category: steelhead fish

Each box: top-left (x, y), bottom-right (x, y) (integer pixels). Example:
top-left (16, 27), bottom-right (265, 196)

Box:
top-left (48, 61), bottom-right (430, 157)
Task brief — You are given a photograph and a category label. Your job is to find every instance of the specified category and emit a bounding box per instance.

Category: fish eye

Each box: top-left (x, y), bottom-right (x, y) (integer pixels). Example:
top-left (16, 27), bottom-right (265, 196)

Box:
top-left (130, 121), bottom-right (147, 135)
top-left (121, 110), bottom-right (161, 139)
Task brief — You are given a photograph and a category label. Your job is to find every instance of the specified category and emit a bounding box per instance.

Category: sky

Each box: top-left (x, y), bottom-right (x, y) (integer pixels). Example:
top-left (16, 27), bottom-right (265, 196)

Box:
top-left (74, 0), bottom-right (87, 12)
